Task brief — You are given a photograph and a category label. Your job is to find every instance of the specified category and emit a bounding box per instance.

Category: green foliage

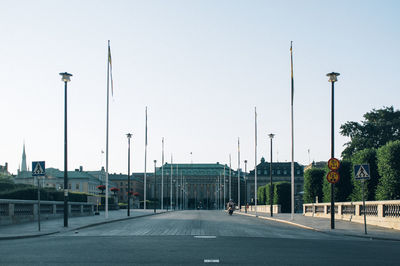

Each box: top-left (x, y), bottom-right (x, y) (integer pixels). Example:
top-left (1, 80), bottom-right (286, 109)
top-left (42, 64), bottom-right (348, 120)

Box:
top-left (0, 187), bottom-right (93, 202)
top-left (351, 148), bottom-right (380, 201)
top-left (265, 184), bottom-right (273, 206)
top-left (273, 182), bottom-right (291, 213)
top-left (0, 181), bottom-right (33, 192)
top-left (340, 106), bottom-right (400, 159)
top-left (257, 186), bottom-right (266, 204)
top-left (376, 141), bottom-right (400, 200)
top-left (303, 168), bottom-right (325, 203)
top-left (323, 161), bottom-right (353, 202)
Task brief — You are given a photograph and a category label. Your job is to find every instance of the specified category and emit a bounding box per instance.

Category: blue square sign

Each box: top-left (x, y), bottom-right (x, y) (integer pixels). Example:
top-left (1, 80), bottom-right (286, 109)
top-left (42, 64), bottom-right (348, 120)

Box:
top-left (32, 161), bottom-right (45, 176)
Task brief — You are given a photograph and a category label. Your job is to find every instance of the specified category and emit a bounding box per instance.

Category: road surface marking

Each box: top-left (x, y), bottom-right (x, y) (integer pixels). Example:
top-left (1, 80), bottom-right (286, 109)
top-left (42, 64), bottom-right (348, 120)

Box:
top-left (194, 235), bottom-right (216, 239)
top-left (204, 259), bottom-right (219, 263)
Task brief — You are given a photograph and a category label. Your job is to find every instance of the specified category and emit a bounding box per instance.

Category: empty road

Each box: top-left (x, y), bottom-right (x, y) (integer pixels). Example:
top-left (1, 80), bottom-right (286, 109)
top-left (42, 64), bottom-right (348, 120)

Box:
top-left (1, 210), bottom-right (399, 265)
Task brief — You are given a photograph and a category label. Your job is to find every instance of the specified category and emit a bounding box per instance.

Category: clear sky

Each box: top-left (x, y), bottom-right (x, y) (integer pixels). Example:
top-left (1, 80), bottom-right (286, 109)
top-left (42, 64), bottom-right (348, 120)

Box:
top-left (1, 0), bottom-right (399, 175)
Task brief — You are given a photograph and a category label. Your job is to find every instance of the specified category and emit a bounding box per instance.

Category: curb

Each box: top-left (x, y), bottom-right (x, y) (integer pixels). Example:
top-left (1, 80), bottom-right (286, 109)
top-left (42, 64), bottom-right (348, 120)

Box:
top-left (235, 211), bottom-right (400, 242)
top-left (0, 211), bottom-right (169, 241)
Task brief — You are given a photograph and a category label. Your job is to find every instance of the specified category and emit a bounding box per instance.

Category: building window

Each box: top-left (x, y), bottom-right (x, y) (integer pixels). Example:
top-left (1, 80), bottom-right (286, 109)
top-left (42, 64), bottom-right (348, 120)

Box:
top-left (277, 170), bottom-right (281, 175)
top-left (284, 170), bottom-right (287, 175)
top-left (264, 170), bottom-right (267, 175)
top-left (257, 170), bottom-right (261, 175)
top-left (297, 170), bottom-right (300, 175)
top-left (68, 184), bottom-right (72, 189)
top-left (76, 183), bottom-right (80, 190)
top-left (120, 182), bottom-right (123, 186)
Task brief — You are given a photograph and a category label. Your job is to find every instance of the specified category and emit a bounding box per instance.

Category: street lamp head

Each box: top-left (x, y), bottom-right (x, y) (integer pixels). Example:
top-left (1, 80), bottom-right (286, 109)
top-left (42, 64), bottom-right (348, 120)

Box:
top-left (326, 72), bottom-right (340, 83)
top-left (268, 133), bottom-right (275, 139)
top-left (59, 72), bottom-right (72, 82)
top-left (244, 160), bottom-right (247, 164)
top-left (126, 133), bottom-right (132, 139)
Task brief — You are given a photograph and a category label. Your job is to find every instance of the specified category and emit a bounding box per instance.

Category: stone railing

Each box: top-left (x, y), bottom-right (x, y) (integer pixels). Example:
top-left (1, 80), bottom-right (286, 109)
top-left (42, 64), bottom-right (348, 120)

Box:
top-left (303, 200), bottom-right (400, 230)
top-left (0, 199), bottom-right (95, 226)
top-left (240, 204), bottom-right (281, 214)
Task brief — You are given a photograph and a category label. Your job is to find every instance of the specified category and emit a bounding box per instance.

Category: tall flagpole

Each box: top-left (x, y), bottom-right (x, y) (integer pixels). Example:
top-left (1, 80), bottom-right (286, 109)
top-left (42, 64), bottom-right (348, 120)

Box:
top-left (105, 40), bottom-right (110, 219)
top-left (255, 107), bottom-right (258, 217)
top-left (229, 154), bottom-right (232, 200)
top-left (290, 41), bottom-right (295, 221)
top-left (223, 164), bottom-right (226, 208)
top-left (170, 154), bottom-right (173, 210)
top-left (144, 107), bottom-right (148, 209)
top-left (161, 137), bottom-right (164, 210)
top-left (238, 137), bottom-right (241, 211)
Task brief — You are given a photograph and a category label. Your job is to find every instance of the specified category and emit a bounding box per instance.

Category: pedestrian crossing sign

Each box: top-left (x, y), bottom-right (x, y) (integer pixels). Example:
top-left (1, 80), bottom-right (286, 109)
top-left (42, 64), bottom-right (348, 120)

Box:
top-left (32, 161), bottom-right (45, 176)
top-left (354, 164), bottom-right (370, 180)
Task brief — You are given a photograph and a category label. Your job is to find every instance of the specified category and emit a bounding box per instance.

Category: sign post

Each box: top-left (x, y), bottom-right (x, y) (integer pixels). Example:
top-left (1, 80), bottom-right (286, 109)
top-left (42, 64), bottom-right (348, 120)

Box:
top-left (354, 164), bottom-right (370, 235)
top-left (32, 161), bottom-right (45, 232)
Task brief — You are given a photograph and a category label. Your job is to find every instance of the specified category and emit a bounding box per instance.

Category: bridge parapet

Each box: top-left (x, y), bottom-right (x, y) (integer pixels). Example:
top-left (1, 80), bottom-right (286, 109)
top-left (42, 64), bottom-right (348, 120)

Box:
top-left (303, 200), bottom-right (400, 230)
top-left (0, 199), bottom-right (95, 226)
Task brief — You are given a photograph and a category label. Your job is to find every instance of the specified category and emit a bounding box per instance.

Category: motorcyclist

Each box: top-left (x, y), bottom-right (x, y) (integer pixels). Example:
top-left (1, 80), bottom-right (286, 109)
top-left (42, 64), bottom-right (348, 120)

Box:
top-left (227, 199), bottom-right (235, 214)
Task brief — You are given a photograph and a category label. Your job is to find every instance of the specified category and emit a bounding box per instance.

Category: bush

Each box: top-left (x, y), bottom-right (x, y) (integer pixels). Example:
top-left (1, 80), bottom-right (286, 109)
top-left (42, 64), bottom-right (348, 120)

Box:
top-left (0, 187), bottom-right (92, 202)
top-left (303, 168), bottom-right (325, 203)
top-left (257, 186), bottom-right (266, 204)
top-left (323, 160), bottom-right (353, 202)
top-left (273, 182), bottom-right (291, 213)
top-left (376, 140), bottom-right (400, 200)
top-left (351, 148), bottom-right (380, 201)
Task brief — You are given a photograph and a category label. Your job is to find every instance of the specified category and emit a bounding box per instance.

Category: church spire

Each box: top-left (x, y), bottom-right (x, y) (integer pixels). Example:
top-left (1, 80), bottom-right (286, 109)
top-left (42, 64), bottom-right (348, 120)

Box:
top-left (21, 143), bottom-right (27, 172)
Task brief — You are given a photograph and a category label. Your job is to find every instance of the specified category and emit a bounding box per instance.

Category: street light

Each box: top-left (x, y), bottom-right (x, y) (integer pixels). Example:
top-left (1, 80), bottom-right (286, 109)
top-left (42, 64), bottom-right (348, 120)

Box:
top-left (244, 160), bottom-right (248, 213)
top-left (268, 133), bottom-right (275, 217)
top-left (327, 71), bottom-right (340, 229)
top-left (126, 133), bottom-right (132, 216)
top-left (59, 72), bottom-right (72, 228)
top-left (154, 160), bottom-right (157, 213)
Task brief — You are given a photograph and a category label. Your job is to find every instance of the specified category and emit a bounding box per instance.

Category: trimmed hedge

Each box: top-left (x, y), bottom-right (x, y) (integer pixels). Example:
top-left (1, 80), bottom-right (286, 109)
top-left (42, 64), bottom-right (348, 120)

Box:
top-left (273, 182), bottom-right (291, 213)
top-left (0, 187), bottom-right (98, 203)
top-left (257, 186), bottom-right (266, 204)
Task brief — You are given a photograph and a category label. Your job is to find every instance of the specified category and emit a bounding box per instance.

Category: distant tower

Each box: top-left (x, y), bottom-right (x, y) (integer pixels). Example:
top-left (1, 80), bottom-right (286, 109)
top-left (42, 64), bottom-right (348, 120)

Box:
top-left (21, 143), bottom-right (27, 172)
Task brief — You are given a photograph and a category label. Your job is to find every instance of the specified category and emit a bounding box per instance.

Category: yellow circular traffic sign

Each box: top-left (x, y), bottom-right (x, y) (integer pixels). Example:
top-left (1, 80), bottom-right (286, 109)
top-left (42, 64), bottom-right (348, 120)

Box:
top-left (327, 171), bottom-right (340, 184)
top-left (328, 158), bottom-right (340, 171)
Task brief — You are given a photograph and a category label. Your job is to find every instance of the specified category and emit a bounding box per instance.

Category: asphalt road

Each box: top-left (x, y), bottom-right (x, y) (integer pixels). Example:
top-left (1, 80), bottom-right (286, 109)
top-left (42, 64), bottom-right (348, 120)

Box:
top-left (1, 210), bottom-right (399, 265)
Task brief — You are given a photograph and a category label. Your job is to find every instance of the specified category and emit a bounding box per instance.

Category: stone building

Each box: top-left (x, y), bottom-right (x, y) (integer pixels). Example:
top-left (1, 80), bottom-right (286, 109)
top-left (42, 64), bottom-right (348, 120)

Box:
top-left (246, 158), bottom-right (305, 212)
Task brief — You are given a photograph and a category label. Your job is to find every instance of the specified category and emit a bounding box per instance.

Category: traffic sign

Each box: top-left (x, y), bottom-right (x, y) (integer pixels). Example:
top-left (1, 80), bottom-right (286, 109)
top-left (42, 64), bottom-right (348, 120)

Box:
top-left (327, 171), bottom-right (340, 184)
top-left (354, 164), bottom-right (370, 180)
top-left (328, 158), bottom-right (340, 171)
top-left (32, 161), bottom-right (45, 176)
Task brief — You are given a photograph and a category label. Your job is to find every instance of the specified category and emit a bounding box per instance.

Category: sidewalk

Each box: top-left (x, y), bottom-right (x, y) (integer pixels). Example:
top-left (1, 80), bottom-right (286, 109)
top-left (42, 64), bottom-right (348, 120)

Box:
top-left (0, 209), bottom-right (167, 240)
top-left (236, 211), bottom-right (400, 241)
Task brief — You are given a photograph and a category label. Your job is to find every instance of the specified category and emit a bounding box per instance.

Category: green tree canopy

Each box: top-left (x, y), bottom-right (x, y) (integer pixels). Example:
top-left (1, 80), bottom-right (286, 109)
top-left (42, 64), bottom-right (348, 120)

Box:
top-left (376, 141), bottom-right (400, 200)
top-left (340, 106), bottom-right (400, 159)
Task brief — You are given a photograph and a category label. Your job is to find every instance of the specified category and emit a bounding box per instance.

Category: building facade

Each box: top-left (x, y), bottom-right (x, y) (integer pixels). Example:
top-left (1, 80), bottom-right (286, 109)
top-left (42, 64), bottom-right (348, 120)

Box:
top-left (246, 158), bottom-right (305, 212)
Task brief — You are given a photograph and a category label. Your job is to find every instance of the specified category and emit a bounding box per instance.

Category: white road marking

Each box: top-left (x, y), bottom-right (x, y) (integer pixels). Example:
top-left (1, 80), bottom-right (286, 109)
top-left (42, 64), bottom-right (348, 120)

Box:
top-left (194, 235), bottom-right (216, 239)
top-left (204, 259), bottom-right (219, 263)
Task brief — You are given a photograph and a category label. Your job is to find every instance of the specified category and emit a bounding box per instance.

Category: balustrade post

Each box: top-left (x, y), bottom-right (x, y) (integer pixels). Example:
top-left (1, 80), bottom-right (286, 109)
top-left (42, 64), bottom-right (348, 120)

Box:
top-left (378, 203), bottom-right (384, 218)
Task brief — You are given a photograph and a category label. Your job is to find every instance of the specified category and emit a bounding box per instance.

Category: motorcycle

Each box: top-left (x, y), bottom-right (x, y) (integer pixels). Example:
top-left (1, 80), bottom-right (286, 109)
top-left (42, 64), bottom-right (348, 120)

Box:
top-left (228, 206), bottom-right (234, 215)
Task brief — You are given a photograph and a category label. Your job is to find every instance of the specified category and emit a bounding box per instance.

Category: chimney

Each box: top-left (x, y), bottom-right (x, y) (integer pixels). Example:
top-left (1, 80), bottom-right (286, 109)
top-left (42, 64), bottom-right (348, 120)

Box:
top-left (79, 166), bottom-right (83, 172)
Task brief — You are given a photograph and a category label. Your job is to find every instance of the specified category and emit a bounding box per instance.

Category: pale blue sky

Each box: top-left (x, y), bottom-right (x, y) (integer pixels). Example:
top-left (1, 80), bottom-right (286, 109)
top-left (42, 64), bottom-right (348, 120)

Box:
top-left (1, 0), bottom-right (399, 174)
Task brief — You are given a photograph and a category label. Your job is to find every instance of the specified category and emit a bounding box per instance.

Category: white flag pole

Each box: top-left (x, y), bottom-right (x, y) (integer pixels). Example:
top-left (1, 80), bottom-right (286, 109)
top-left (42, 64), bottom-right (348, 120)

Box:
top-left (161, 137), bottom-right (164, 210)
top-left (255, 107), bottom-right (258, 217)
top-left (170, 154), bottom-right (173, 210)
top-left (290, 42), bottom-right (295, 221)
top-left (238, 137), bottom-right (241, 211)
top-left (144, 107), bottom-right (148, 209)
top-left (105, 40), bottom-right (110, 219)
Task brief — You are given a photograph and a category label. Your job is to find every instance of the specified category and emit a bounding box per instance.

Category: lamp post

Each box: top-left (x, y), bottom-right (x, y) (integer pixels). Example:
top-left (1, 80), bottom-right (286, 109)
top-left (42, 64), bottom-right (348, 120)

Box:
top-left (154, 160), bottom-right (157, 213)
top-left (269, 133), bottom-right (275, 217)
top-left (327, 72), bottom-right (340, 229)
top-left (126, 133), bottom-right (132, 216)
top-left (244, 160), bottom-right (247, 213)
top-left (59, 72), bottom-right (72, 228)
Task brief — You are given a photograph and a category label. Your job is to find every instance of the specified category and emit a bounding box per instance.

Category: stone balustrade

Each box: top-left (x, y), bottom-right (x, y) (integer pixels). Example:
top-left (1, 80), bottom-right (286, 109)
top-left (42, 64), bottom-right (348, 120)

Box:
top-left (303, 200), bottom-right (400, 230)
top-left (240, 204), bottom-right (281, 214)
top-left (0, 199), bottom-right (95, 225)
